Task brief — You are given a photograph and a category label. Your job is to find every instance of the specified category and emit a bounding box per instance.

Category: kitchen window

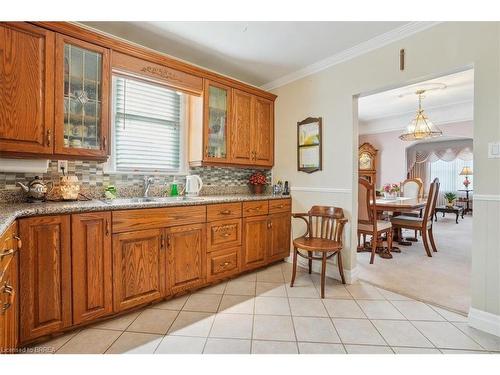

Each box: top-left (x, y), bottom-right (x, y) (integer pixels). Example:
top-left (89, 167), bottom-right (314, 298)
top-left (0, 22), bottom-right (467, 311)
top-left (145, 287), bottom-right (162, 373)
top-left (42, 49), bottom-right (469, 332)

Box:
top-left (106, 75), bottom-right (187, 173)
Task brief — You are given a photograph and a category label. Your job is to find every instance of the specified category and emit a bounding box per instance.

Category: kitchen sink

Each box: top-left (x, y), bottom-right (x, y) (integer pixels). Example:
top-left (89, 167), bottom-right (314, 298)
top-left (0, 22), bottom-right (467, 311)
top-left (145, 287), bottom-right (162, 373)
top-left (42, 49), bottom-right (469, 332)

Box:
top-left (116, 196), bottom-right (206, 203)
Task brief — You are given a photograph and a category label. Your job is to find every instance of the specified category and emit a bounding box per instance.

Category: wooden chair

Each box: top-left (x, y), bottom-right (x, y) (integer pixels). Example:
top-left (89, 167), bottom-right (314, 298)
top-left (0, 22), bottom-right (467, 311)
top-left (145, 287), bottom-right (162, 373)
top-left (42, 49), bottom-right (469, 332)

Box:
top-left (358, 178), bottom-right (393, 264)
top-left (401, 177), bottom-right (424, 239)
top-left (391, 178), bottom-right (440, 257)
top-left (401, 177), bottom-right (424, 200)
top-left (290, 206), bottom-right (348, 298)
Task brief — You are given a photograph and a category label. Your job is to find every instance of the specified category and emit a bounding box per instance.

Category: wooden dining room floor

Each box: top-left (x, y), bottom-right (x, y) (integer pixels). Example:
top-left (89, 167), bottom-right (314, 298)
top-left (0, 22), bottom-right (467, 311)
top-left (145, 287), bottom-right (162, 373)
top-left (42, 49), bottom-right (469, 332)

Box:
top-left (357, 213), bottom-right (472, 313)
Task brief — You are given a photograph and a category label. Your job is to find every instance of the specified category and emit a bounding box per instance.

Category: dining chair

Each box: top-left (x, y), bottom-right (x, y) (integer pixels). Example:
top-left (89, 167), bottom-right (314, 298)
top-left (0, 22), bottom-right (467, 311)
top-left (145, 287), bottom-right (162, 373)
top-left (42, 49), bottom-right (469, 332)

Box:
top-left (401, 177), bottom-right (424, 200)
top-left (401, 177), bottom-right (424, 239)
top-left (390, 178), bottom-right (440, 257)
top-left (358, 178), bottom-right (393, 264)
top-left (290, 206), bottom-right (348, 298)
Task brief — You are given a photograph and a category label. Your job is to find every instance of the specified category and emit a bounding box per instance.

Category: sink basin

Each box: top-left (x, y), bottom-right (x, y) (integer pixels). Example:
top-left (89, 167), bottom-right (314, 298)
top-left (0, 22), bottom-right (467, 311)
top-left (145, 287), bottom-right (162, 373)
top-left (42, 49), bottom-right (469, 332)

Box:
top-left (130, 197), bottom-right (162, 203)
top-left (115, 196), bottom-right (207, 204)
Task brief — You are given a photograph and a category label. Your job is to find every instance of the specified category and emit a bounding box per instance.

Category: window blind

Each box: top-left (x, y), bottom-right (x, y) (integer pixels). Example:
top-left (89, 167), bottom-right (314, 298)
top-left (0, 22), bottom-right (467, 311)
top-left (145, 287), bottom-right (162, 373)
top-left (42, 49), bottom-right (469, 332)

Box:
top-left (113, 76), bottom-right (182, 172)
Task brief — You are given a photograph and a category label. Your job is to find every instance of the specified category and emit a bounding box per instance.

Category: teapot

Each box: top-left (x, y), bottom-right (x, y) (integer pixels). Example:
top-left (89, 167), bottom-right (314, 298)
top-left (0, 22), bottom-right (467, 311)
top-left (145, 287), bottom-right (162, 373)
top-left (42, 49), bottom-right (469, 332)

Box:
top-left (17, 176), bottom-right (53, 203)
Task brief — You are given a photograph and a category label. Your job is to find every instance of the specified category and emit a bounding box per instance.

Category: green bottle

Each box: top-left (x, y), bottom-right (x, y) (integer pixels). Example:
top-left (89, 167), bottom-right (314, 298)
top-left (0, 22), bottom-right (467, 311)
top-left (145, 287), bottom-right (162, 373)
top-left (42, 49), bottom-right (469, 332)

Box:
top-left (170, 180), bottom-right (179, 197)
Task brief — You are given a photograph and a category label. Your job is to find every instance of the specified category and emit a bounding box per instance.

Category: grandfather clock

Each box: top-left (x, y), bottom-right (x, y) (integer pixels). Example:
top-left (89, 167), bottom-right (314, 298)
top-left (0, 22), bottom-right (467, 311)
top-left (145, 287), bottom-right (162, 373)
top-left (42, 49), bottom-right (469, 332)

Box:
top-left (358, 142), bottom-right (378, 186)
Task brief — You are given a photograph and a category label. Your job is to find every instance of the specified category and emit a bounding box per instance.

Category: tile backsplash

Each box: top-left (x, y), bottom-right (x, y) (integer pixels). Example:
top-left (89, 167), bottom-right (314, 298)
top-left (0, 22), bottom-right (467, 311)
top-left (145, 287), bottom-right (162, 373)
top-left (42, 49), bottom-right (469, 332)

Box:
top-left (0, 160), bottom-right (271, 203)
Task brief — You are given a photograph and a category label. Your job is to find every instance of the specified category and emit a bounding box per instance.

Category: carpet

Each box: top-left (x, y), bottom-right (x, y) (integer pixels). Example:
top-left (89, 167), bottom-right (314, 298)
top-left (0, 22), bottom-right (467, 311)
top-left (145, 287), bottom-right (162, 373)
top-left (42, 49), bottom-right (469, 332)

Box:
top-left (357, 213), bottom-right (472, 314)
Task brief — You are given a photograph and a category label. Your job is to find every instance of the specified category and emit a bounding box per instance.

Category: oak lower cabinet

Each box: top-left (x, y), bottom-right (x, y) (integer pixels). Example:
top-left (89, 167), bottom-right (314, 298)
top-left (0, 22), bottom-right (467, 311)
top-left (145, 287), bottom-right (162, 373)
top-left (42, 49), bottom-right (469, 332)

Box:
top-left (18, 215), bottom-right (72, 344)
top-left (0, 222), bottom-right (19, 353)
top-left (268, 212), bottom-right (292, 262)
top-left (112, 229), bottom-right (166, 312)
top-left (166, 224), bottom-right (206, 294)
top-left (71, 212), bottom-right (113, 324)
top-left (241, 215), bottom-right (269, 271)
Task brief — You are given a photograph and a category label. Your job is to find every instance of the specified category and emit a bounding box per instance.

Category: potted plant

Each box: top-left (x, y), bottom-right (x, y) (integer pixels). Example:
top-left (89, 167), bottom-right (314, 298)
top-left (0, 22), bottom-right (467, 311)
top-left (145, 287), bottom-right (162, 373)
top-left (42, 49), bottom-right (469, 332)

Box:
top-left (382, 183), bottom-right (400, 199)
top-left (249, 172), bottom-right (267, 195)
top-left (444, 192), bottom-right (457, 208)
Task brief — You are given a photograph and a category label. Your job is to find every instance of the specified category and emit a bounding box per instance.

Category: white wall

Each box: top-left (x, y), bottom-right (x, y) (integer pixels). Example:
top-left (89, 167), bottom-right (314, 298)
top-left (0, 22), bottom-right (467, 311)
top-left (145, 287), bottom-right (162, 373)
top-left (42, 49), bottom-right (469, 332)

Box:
top-left (359, 121), bottom-right (474, 188)
top-left (271, 22), bottom-right (500, 332)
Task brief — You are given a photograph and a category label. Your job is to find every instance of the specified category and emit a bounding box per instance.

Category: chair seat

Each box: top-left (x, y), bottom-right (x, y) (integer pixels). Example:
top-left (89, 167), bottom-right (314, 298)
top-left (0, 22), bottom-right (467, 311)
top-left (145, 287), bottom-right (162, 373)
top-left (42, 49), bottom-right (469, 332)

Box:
top-left (293, 236), bottom-right (342, 252)
top-left (358, 220), bottom-right (392, 233)
top-left (391, 215), bottom-right (431, 229)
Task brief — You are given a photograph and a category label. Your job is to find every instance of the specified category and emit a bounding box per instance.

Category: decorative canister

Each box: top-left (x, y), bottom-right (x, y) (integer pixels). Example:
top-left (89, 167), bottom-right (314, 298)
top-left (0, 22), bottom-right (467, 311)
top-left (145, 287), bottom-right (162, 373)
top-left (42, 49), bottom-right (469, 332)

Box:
top-left (59, 175), bottom-right (80, 201)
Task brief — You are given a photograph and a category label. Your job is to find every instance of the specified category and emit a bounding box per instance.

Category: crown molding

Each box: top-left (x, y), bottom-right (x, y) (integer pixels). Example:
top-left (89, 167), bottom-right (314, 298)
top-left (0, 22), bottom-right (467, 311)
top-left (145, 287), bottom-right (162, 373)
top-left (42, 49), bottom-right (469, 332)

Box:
top-left (261, 21), bottom-right (442, 91)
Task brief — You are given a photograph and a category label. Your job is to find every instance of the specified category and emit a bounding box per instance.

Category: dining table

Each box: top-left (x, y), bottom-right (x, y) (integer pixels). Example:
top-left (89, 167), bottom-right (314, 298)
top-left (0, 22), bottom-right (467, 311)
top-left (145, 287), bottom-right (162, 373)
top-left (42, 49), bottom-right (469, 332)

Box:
top-left (371, 196), bottom-right (427, 257)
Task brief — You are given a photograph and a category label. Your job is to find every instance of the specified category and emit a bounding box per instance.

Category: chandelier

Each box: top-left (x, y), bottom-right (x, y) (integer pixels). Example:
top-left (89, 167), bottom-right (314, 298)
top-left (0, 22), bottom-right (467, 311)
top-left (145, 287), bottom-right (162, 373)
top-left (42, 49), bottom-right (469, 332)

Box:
top-left (399, 89), bottom-right (443, 141)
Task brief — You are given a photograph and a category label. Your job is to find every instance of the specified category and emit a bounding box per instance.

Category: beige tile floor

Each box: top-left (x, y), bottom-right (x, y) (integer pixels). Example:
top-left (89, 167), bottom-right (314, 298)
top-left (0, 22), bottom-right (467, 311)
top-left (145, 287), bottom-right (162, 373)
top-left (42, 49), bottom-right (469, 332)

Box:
top-left (27, 261), bottom-right (500, 354)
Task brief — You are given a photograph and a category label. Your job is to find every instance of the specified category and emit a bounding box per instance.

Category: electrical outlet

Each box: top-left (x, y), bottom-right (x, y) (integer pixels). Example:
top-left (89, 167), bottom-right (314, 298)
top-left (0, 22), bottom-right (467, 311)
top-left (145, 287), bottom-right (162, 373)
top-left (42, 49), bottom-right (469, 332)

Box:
top-left (57, 160), bottom-right (68, 173)
top-left (488, 142), bottom-right (500, 159)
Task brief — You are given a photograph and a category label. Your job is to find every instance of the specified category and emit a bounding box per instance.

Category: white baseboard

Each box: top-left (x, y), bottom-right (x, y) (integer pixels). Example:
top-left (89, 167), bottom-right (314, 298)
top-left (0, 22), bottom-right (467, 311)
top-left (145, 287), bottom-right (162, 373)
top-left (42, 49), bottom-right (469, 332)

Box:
top-left (285, 256), bottom-right (358, 284)
top-left (468, 307), bottom-right (500, 337)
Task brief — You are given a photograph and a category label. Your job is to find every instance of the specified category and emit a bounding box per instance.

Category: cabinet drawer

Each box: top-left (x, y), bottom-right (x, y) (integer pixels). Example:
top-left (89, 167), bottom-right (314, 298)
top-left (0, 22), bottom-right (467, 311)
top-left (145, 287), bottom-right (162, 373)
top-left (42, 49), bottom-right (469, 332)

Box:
top-left (207, 219), bottom-right (242, 252)
top-left (242, 200), bottom-right (269, 217)
top-left (269, 199), bottom-right (291, 214)
top-left (207, 202), bottom-right (242, 221)
top-left (112, 205), bottom-right (206, 233)
top-left (207, 247), bottom-right (240, 282)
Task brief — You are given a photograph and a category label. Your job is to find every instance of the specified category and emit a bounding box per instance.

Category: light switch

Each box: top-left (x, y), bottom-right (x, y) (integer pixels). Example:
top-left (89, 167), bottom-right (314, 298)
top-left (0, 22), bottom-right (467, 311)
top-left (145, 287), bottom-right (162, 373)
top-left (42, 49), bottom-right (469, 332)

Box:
top-left (488, 142), bottom-right (500, 158)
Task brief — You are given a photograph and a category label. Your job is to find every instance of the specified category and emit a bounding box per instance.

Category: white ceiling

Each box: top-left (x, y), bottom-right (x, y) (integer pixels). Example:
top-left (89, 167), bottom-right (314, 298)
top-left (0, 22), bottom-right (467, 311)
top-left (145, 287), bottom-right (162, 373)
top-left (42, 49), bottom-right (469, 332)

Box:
top-left (82, 21), bottom-right (410, 87)
top-left (358, 69), bottom-right (474, 134)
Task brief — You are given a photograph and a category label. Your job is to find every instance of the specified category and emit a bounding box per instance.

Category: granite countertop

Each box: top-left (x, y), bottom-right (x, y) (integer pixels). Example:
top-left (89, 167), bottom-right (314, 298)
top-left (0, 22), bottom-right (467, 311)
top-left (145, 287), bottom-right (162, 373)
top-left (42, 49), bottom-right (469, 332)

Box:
top-left (0, 194), bottom-right (290, 236)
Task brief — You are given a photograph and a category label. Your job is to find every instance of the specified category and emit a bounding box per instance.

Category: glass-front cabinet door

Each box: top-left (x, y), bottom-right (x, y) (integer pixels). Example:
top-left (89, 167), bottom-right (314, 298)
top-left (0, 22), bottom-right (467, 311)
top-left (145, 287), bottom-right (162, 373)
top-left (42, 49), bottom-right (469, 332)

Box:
top-left (54, 34), bottom-right (110, 158)
top-left (203, 80), bottom-right (231, 162)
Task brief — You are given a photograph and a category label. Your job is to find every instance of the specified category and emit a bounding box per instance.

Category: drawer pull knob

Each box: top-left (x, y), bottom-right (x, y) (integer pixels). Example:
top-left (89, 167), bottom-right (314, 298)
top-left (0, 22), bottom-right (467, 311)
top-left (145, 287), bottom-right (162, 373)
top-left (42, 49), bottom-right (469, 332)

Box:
top-left (222, 233), bottom-right (231, 238)
top-left (220, 261), bottom-right (231, 269)
top-left (220, 210), bottom-right (231, 215)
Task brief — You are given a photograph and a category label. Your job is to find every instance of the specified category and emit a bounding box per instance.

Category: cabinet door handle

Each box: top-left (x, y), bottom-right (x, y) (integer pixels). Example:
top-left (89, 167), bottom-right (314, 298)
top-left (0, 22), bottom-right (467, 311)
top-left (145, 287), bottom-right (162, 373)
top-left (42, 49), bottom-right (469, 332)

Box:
top-left (0, 248), bottom-right (17, 260)
top-left (161, 234), bottom-right (165, 249)
top-left (220, 209), bottom-right (231, 215)
top-left (46, 129), bottom-right (51, 147)
top-left (166, 235), bottom-right (171, 248)
top-left (105, 219), bottom-right (110, 236)
top-left (267, 221), bottom-right (272, 229)
top-left (14, 235), bottom-right (22, 249)
top-left (0, 282), bottom-right (14, 315)
top-left (103, 136), bottom-right (107, 150)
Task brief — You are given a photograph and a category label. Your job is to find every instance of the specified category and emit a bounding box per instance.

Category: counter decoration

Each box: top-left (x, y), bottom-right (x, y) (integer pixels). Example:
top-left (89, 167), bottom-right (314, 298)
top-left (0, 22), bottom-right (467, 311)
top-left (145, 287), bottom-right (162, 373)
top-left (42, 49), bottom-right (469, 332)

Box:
top-left (249, 172), bottom-right (267, 194)
top-left (104, 185), bottom-right (118, 199)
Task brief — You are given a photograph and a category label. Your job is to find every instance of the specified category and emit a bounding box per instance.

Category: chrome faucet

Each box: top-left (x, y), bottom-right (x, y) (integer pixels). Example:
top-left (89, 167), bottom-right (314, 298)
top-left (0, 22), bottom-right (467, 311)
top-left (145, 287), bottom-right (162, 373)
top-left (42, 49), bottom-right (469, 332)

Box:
top-left (143, 176), bottom-right (155, 197)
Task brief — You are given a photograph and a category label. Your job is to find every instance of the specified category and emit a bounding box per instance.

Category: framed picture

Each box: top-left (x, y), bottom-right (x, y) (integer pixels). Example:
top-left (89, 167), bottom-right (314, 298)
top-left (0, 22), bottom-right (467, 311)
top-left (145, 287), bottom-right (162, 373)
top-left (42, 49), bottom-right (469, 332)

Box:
top-left (297, 117), bottom-right (322, 173)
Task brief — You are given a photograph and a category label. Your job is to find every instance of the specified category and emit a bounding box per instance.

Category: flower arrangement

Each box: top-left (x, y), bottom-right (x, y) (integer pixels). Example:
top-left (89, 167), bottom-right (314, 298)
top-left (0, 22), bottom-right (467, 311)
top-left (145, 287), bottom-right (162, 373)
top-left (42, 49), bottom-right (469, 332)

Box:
top-left (382, 183), bottom-right (400, 198)
top-left (248, 172), bottom-right (267, 194)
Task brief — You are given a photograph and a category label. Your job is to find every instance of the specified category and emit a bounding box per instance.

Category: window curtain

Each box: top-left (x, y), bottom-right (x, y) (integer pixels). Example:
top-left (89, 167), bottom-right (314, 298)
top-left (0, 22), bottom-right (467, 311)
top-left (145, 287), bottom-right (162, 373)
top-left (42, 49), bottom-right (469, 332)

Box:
top-left (406, 139), bottom-right (473, 194)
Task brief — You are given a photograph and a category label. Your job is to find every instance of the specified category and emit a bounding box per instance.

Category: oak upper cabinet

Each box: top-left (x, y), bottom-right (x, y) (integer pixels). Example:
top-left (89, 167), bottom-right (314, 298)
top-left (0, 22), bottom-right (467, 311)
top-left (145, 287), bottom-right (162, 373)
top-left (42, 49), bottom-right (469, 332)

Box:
top-left (268, 212), bottom-right (291, 262)
top-left (166, 223), bottom-right (206, 294)
top-left (71, 212), bottom-right (113, 325)
top-left (18, 215), bottom-right (72, 344)
top-left (0, 22), bottom-right (55, 155)
top-left (230, 90), bottom-right (274, 167)
top-left (230, 89), bottom-right (253, 164)
top-left (112, 229), bottom-right (166, 312)
top-left (204, 80), bottom-right (231, 163)
top-left (253, 97), bottom-right (274, 167)
top-left (54, 33), bottom-right (110, 159)
top-left (241, 215), bottom-right (269, 271)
